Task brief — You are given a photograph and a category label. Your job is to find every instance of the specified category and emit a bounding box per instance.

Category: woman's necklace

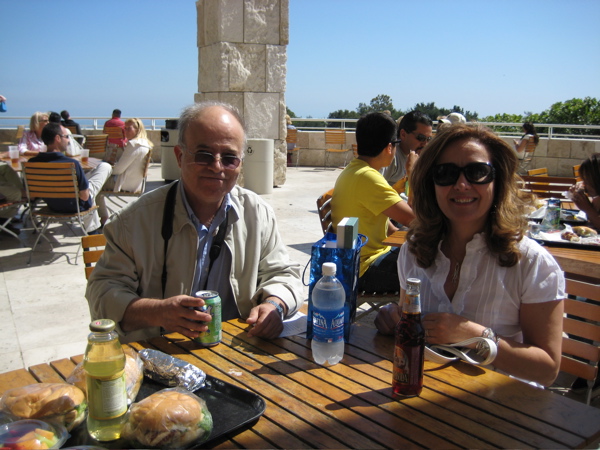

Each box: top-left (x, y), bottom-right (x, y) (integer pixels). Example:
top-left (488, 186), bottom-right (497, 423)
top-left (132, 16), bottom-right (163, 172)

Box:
top-left (452, 261), bottom-right (461, 285)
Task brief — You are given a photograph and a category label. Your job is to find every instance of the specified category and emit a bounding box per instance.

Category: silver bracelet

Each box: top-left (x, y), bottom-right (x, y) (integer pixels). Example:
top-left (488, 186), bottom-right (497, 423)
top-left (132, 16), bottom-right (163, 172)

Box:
top-left (262, 299), bottom-right (284, 320)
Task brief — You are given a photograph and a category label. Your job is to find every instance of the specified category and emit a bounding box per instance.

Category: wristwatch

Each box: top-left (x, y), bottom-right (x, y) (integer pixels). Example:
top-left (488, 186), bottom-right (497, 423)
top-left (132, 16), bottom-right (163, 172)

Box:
top-left (263, 299), bottom-right (285, 320)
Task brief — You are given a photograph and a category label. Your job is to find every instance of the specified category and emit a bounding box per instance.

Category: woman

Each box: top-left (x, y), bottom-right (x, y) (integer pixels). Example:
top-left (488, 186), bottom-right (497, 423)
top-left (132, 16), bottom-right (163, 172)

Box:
top-left (18, 112), bottom-right (49, 156)
top-left (375, 124), bottom-right (564, 387)
top-left (569, 153), bottom-right (600, 230)
top-left (97, 118), bottom-right (152, 223)
top-left (513, 122), bottom-right (539, 159)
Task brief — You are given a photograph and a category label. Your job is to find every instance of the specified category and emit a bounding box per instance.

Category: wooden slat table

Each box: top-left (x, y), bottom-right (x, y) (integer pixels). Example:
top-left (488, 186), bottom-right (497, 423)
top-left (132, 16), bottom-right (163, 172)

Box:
top-left (383, 231), bottom-right (600, 280)
top-left (1, 321), bottom-right (599, 448)
top-left (0, 151), bottom-right (101, 172)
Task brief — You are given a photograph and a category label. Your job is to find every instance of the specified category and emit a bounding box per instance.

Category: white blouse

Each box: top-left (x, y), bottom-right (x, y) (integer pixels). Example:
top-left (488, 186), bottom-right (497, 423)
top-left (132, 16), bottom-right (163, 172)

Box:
top-left (397, 233), bottom-right (565, 342)
top-left (109, 138), bottom-right (151, 193)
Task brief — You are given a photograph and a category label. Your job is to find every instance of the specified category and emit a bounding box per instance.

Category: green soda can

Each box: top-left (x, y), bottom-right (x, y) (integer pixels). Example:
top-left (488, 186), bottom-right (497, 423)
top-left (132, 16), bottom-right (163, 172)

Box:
top-left (193, 290), bottom-right (222, 347)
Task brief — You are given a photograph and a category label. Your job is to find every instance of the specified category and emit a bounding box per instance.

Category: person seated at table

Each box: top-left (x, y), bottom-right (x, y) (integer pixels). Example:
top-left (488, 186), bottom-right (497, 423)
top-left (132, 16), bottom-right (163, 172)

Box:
top-left (30, 122), bottom-right (112, 234)
top-left (86, 101), bottom-right (305, 343)
top-left (512, 122), bottom-right (539, 159)
top-left (60, 110), bottom-right (81, 135)
top-left (331, 111), bottom-right (415, 295)
top-left (17, 112), bottom-right (49, 156)
top-left (569, 152), bottom-right (600, 230)
top-left (48, 111), bottom-right (83, 156)
top-left (96, 118), bottom-right (153, 225)
top-left (374, 124), bottom-right (565, 387)
top-left (381, 111), bottom-right (433, 189)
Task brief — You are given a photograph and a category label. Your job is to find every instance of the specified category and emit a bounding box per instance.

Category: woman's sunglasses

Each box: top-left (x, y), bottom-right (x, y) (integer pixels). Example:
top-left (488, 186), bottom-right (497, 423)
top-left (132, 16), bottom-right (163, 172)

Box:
top-left (186, 150), bottom-right (242, 169)
top-left (432, 162), bottom-right (495, 186)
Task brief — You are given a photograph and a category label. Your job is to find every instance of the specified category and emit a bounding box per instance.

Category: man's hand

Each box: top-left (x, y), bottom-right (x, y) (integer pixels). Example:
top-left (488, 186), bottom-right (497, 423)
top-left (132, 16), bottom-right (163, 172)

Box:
top-left (121, 295), bottom-right (212, 340)
top-left (374, 303), bottom-right (401, 335)
top-left (405, 150), bottom-right (418, 178)
top-left (246, 299), bottom-right (285, 339)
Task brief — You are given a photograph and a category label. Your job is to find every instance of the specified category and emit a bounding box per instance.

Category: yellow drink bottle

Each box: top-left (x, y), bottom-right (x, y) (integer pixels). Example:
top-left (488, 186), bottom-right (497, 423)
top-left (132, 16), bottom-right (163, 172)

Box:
top-left (84, 319), bottom-right (128, 441)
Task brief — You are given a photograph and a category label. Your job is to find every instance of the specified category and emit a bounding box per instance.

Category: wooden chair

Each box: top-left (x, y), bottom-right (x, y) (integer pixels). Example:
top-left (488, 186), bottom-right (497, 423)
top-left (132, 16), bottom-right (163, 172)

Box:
top-left (1, 125), bottom-right (25, 147)
top-left (103, 126), bottom-right (125, 145)
top-left (82, 233), bottom-right (106, 280)
top-left (22, 162), bottom-right (98, 265)
top-left (560, 277), bottom-right (600, 405)
top-left (527, 167), bottom-right (549, 177)
top-left (352, 144), bottom-right (358, 158)
top-left (573, 164), bottom-right (582, 182)
top-left (66, 126), bottom-right (85, 146)
top-left (84, 134), bottom-right (108, 158)
top-left (316, 188), bottom-right (397, 319)
top-left (517, 136), bottom-right (537, 174)
top-left (98, 149), bottom-right (153, 215)
top-left (520, 175), bottom-right (577, 199)
top-left (286, 128), bottom-right (302, 167)
top-left (324, 129), bottom-right (348, 168)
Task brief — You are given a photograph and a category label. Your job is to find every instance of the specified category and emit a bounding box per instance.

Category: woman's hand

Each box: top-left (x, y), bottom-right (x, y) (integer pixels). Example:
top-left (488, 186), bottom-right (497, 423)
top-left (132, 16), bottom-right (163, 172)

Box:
top-left (374, 303), bottom-right (401, 335)
top-left (422, 312), bottom-right (483, 345)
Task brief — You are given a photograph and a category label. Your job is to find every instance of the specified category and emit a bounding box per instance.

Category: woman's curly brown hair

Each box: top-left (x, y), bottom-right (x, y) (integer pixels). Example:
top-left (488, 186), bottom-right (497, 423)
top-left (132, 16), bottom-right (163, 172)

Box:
top-left (407, 123), bottom-right (531, 268)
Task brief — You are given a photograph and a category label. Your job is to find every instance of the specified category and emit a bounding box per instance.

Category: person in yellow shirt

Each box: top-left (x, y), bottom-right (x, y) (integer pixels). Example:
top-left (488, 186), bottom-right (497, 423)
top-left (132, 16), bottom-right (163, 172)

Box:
top-left (331, 112), bottom-right (415, 294)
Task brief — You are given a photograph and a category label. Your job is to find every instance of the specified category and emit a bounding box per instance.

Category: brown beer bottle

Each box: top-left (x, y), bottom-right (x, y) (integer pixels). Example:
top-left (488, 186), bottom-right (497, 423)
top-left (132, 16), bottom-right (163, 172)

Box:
top-left (392, 278), bottom-right (425, 397)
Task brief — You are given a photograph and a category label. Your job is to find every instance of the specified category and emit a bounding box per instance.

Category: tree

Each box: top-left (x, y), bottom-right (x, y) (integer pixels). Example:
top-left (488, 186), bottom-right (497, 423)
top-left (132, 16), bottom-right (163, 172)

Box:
top-left (356, 95), bottom-right (398, 118)
top-left (532, 97), bottom-right (600, 135)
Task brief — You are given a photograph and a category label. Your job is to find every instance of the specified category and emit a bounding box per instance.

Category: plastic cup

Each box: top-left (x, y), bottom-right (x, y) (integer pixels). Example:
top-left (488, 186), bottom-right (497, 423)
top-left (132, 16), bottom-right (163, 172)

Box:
top-left (81, 148), bottom-right (89, 162)
top-left (8, 146), bottom-right (19, 166)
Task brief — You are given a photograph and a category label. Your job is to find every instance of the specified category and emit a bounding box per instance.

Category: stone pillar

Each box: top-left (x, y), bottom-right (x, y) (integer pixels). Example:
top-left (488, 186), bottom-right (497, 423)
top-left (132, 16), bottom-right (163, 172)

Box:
top-left (195, 0), bottom-right (288, 187)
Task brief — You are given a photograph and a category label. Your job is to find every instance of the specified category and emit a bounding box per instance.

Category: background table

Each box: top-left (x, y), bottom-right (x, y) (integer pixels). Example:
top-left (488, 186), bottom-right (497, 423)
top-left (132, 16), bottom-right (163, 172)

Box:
top-left (1, 321), bottom-right (599, 448)
top-left (0, 151), bottom-right (101, 172)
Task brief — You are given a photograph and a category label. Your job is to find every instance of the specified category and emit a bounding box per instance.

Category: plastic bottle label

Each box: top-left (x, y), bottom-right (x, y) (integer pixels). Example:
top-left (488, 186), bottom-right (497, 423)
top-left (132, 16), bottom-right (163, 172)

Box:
top-left (312, 308), bottom-right (345, 343)
top-left (87, 372), bottom-right (127, 420)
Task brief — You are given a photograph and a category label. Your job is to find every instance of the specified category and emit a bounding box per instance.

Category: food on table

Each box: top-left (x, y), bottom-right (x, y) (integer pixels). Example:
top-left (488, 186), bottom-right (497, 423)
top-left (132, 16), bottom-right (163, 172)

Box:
top-left (121, 388), bottom-right (213, 449)
top-left (0, 383), bottom-right (87, 431)
top-left (561, 231), bottom-right (581, 242)
top-left (572, 226), bottom-right (598, 237)
top-left (0, 419), bottom-right (68, 449)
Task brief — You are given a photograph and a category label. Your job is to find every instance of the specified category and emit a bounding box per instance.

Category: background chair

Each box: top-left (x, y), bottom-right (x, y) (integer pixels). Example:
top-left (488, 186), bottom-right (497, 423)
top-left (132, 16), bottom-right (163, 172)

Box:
top-left (324, 129), bottom-right (348, 168)
top-left (527, 167), bottom-right (549, 177)
top-left (0, 200), bottom-right (25, 240)
top-left (286, 128), bottom-right (302, 167)
top-left (22, 162), bottom-right (98, 265)
top-left (517, 136), bottom-right (538, 174)
top-left (520, 175), bottom-right (576, 199)
top-left (82, 233), bottom-right (106, 280)
top-left (66, 125), bottom-right (85, 146)
top-left (84, 134), bottom-right (108, 158)
top-left (559, 277), bottom-right (600, 405)
top-left (98, 150), bottom-right (153, 215)
top-left (316, 188), bottom-right (396, 319)
top-left (0, 125), bottom-right (25, 149)
top-left (573, 164), bottom-right (582, 182)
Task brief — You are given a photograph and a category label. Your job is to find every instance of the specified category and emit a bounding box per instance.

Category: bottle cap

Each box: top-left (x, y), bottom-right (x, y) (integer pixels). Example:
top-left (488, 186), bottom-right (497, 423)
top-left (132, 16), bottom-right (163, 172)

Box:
top-left (89, 319), bottom-right (116, 332)
top-left (407, 278), bottom-right (421, 289)
top-left (322, 262), bottom-right (337, 276)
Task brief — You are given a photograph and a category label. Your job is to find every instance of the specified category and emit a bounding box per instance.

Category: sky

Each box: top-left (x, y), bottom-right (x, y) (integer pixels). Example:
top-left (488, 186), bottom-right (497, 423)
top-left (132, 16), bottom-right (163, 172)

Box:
top-left (1, 0), bottom-right (599, 122)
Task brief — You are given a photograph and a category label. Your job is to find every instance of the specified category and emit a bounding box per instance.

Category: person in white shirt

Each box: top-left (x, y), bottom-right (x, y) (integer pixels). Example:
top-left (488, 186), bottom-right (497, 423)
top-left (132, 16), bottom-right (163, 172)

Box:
top-left (375, 124), bottom-right (564, 387)
top-left (97, 118), bottom-right (153, 224)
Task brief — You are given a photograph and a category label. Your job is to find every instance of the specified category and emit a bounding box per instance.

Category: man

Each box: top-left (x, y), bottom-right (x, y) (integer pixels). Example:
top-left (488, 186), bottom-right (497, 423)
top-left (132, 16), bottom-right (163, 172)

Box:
top-left (60, 110), bottom-right (81, 135)
top-left (31, 122), bottom-right (112, 233)
top-left (381, 111), bottom-right (433, 187)
top-left (86, 101), bottom-right (304, 343)
top-left (103, 109), bottom-right (126, 148)
top-left (331, 112), bottom-right (415, 294)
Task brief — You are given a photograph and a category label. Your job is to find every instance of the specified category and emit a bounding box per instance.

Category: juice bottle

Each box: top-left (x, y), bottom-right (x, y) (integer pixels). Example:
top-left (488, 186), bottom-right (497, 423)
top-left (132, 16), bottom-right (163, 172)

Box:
top-left (84, 319), bottom-right (128, 441)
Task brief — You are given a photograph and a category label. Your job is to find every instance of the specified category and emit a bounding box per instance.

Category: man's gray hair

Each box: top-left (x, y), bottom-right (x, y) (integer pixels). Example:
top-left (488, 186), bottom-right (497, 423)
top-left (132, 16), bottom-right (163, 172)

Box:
top-left (177, 101), bottom-right (247, 151)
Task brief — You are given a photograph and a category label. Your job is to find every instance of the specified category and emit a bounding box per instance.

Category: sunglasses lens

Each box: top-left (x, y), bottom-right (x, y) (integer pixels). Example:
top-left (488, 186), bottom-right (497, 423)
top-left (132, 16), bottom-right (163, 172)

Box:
top-left (465, 164), bottom-right (494, 183)
top-left (433, 164), bottom-right (460, 186)
top-left (194, 152), bottom-right (214, 164)
top-left (222, 156), bottom-right (241, 168)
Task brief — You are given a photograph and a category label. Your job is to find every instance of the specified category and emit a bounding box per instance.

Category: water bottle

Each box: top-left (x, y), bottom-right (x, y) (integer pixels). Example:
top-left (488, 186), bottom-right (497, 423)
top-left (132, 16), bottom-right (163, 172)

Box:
top-left (311, 262), bottom-right (346, 365)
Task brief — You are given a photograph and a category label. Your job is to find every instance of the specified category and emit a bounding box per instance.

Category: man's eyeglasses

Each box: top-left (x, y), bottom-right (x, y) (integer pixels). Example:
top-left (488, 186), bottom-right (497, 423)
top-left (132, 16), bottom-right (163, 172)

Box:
top-left (60, 134), bottom-right (70, 139)
top-left (186, 150), bottom-right (242, 169)
top-left (411, 132), bottom-right (433, 143)
top-left (432, 162), bottom-right (495, 186)
top-left (391, 139), bottom-right (401, 147)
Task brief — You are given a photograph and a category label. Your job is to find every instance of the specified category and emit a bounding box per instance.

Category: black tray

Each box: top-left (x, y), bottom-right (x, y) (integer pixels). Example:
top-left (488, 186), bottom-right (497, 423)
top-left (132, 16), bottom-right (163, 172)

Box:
top-left (532, 237), bottom-right (600, 251)
top-left (65, 375), bottom-right (266, 449)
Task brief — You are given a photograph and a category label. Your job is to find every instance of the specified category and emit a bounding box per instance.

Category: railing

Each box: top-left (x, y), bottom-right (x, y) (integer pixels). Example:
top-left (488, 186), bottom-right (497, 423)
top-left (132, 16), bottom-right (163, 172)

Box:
top-left (1, 116), bottom-right (599, 139)
top-left (0, 117), bottom-right (174, 131)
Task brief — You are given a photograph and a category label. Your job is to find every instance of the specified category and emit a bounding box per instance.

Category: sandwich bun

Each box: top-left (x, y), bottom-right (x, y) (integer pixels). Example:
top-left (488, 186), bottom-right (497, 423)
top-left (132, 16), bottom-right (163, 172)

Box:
top-left (573, 226), bottom-right (598, 237)
top-left (0, 383), bottom-right (87, 431)
top-left (122, 388), bottom-right (212, 449)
